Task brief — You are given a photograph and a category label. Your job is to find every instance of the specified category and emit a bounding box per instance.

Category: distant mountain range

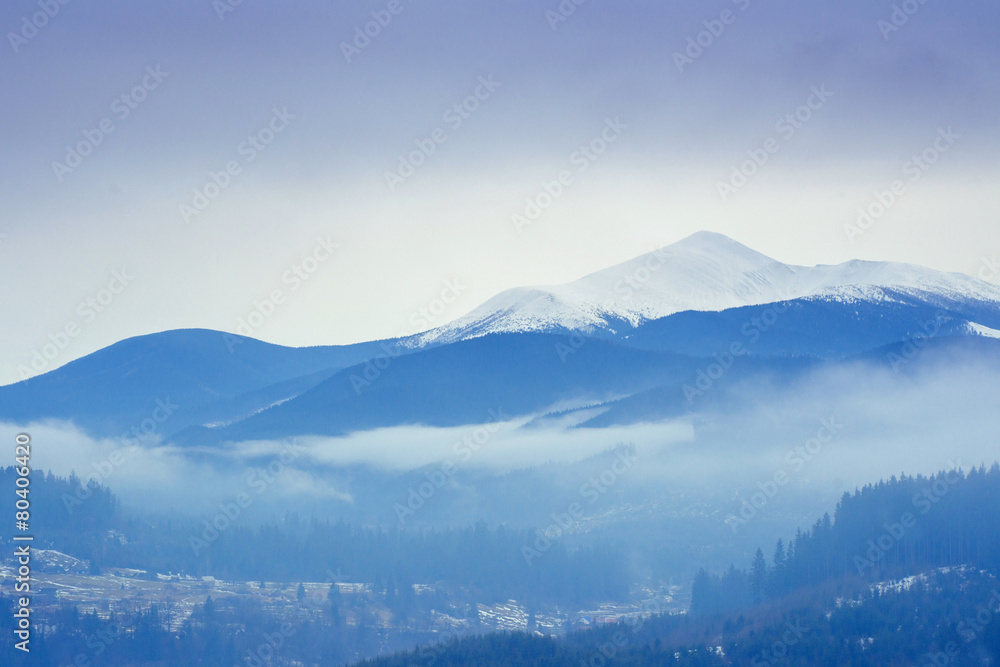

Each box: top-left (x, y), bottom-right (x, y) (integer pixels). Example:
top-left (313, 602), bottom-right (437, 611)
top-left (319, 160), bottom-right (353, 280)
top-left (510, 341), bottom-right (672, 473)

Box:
top-left (409, 231), bottom-right (1000, 345)
top-left (2, 232), bottom-right (998, 444)
top-left (0, 330), bottom-right (397, 439)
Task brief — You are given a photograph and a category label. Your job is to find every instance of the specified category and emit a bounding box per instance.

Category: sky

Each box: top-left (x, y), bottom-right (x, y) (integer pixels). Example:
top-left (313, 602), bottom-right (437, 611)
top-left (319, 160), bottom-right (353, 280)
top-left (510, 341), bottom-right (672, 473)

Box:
top-left (2, 0), bottom-right (999, 386)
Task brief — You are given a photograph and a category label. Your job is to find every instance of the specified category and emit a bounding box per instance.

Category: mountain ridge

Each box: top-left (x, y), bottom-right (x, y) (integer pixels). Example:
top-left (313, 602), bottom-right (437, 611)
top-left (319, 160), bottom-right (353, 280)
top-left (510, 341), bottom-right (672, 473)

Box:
top-left (4, 232), bottom-right (1000, 443)
top-left (408, 231), bottom-right (1000, 346)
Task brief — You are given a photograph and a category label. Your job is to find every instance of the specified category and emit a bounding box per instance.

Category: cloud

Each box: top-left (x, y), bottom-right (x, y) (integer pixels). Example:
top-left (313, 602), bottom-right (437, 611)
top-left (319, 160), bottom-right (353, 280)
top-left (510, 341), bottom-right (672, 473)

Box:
top-left (3, 346), bottom-right (997, 526)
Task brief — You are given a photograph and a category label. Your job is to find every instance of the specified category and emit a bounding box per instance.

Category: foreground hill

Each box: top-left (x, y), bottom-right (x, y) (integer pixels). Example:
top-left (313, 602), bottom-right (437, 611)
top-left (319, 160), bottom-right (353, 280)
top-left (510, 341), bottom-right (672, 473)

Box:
top-left (358, 464), bottom-right (1000, 666)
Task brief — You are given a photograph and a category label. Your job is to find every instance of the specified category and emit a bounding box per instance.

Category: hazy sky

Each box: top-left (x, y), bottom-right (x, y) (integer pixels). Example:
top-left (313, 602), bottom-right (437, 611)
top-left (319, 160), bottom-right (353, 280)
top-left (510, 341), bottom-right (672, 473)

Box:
top-left (2, 0), bottom-right (999, 385)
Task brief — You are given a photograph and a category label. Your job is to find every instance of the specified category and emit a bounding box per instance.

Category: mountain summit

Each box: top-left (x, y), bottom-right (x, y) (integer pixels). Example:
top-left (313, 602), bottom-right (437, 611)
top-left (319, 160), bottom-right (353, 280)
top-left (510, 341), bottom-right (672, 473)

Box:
top-left (413, 231), bottom-right (1000, 345)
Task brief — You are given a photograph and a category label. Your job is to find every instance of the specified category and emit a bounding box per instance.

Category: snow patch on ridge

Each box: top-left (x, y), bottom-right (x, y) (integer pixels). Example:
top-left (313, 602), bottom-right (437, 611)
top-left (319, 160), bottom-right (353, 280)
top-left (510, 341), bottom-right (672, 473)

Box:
top-left (967, 322), bottom-right (1000, 339)
top-left (411, 231), bottom-right (1000, 346)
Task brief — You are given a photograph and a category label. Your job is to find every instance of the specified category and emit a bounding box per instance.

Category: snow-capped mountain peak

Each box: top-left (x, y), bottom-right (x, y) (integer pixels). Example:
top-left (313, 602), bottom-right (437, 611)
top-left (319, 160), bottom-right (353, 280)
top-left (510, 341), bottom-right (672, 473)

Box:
top-left (411, 231), bottom-right (1000, 346)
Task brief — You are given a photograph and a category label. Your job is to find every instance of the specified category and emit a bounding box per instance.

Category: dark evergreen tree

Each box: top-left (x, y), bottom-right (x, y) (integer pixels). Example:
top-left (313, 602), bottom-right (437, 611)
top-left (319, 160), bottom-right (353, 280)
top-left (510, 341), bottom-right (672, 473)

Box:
top-left (750, 547), bottom-right (767, 604)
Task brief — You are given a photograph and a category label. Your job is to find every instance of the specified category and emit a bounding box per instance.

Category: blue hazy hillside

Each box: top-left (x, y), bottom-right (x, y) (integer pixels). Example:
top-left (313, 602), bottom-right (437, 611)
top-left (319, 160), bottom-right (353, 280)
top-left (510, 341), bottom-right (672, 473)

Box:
top-left (612, 292), bottom-right (1000, 358)
top-left (3, 233), bottom-right (1000, 446)
top-left (0, 329), bottom-right (397, 438)
top-left (177, 332), bottom-right (705, 444)
top-left (3, 303), bottom-right (1000, 446)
